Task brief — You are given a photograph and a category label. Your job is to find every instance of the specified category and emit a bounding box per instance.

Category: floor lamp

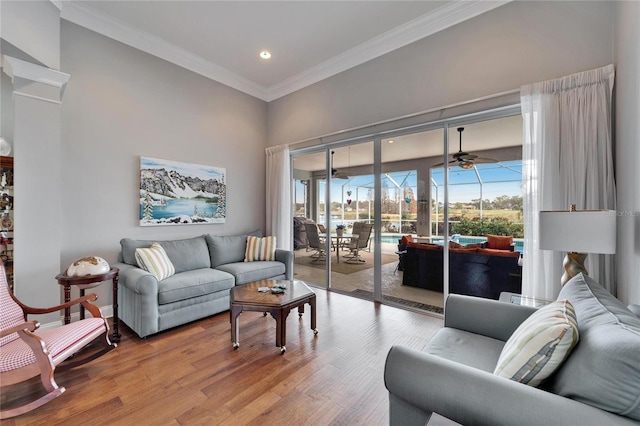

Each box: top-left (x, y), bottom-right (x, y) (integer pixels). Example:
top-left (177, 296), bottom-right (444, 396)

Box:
top-left (539, 206), bottom-right (616, 286)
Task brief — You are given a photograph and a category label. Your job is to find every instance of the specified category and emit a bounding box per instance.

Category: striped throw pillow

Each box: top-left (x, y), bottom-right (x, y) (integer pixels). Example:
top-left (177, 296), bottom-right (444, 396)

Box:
top-left (493, 299), bottom-right (579, 387)
top-left (244, 236), bottom-right (276, 262)
top-left (135, 243), bottom-right (175, 281)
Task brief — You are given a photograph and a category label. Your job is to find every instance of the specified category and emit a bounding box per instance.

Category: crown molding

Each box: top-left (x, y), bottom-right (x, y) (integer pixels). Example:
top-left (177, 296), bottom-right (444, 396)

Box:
top-left (266, 1), bottom-right (511, 101)
top-left (58, 0), bottom-right (510, 102)
top-left (59, 1), bottom-right (269, 100)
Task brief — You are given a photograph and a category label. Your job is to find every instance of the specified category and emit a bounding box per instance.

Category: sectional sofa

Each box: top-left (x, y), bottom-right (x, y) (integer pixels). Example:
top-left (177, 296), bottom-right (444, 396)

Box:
top-left (113, 232), bottom-right (293, 338)
top-left (402, 242), bottom-right (522, 299)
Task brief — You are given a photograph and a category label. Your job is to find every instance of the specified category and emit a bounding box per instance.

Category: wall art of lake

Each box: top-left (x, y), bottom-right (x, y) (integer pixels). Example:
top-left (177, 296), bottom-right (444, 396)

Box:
top-left (140, 199), bottom-right (219, 221)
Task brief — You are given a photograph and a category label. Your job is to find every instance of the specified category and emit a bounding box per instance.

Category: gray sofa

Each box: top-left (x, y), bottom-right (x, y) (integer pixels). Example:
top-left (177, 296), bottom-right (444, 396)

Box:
top-left (113, 233), bottom-right (293, 338)
top-left (385, 273), bottom-right (640, 426)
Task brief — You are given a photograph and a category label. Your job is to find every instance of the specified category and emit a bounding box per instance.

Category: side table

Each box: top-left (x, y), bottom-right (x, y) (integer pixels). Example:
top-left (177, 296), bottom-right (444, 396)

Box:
top-left (55, 267), bottom-right (120, 343)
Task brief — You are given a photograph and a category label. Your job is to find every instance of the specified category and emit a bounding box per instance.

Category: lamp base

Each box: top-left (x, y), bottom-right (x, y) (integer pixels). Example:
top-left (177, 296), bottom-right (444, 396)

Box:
top-left (561, 252), bottom-right (588, 286)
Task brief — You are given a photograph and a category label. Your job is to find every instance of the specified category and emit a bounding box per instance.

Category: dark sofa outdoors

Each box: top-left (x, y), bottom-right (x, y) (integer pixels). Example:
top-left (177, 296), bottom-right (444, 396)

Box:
top-left (402, 241), bottom-right (522, 299)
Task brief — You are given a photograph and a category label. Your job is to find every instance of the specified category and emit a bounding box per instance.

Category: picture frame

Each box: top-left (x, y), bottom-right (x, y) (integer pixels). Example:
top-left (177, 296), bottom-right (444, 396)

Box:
top-left (139, 156), bottom-right (226, 226)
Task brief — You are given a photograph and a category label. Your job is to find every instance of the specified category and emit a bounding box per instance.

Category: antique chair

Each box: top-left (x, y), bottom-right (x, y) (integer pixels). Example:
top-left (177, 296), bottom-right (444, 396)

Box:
top-left (0, 263), bottom-right (116, 419)
top-left (345, 223), bottom-right (373, 263)
top-left (304, 223), bottom-right (326, 263)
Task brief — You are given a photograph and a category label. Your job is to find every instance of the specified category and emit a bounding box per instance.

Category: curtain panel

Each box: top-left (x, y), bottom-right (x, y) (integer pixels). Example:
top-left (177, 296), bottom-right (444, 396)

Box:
top-left (266, 145), bottom-right (292, 250)
top-left (521, 64), bottom-right (616, 299)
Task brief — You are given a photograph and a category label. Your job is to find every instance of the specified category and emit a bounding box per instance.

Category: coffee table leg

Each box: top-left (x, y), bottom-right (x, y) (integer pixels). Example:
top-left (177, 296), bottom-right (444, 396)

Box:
top-left (298, 304), bottom-right (305, 318)
top-left (231, 305), bottom-right (242, 349)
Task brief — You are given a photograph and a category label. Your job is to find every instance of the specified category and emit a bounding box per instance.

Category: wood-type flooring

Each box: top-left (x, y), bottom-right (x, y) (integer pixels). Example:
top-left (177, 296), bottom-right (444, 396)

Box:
top-left (2, 288), bottom-right (443, 425)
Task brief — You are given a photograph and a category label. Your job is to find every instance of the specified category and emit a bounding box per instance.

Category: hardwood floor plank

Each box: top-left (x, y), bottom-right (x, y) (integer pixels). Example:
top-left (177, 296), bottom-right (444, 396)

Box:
top-left (2, 288), bottom-right (442, 425)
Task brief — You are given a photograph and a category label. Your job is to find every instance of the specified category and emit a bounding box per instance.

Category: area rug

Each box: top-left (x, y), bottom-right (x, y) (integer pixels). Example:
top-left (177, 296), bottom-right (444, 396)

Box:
top-left (294, 250), bottom-right (398, 274)
top-left (350, 289), bottom-right (444, 314)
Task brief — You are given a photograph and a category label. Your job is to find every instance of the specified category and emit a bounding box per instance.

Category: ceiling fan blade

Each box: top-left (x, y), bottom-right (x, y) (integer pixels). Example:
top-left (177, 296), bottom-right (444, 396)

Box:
top-left (433, 159), bottom-right (459, 167)
top-left (472, 157), bottom-right (499, 164)
top-left (455, 153), bottom-right (477, 161)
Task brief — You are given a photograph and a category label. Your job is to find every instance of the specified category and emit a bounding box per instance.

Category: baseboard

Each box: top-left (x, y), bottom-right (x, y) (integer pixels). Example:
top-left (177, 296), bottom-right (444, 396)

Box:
top-left (39, 305), bottom-right (114, 331)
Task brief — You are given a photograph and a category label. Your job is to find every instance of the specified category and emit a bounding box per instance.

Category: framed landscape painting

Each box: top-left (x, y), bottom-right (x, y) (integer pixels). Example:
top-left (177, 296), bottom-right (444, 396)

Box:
top-left (139, 157), bottom-right (226, 226)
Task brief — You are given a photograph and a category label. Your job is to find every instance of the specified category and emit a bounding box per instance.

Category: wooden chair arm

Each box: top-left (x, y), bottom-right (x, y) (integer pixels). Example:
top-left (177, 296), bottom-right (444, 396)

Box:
top-left (0, 320), bottom-right (39, 338)
top-left (20, 293), bottom-right (99, 316)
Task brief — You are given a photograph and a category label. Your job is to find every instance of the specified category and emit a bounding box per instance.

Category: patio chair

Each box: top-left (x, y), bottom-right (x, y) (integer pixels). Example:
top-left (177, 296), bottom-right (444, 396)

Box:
top-left (345, 223), bottom-right (373, 264)
top-left (304, 223), bottom-right (326, 263)
top-left (340, 222), bottom-right (362, 251)
top-left (0, 262), bottom-right (116, 419)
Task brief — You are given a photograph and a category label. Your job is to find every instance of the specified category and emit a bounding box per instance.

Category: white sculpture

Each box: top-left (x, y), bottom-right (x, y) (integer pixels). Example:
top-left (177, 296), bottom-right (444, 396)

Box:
top-left (66, 256), bottom-right (110, 277)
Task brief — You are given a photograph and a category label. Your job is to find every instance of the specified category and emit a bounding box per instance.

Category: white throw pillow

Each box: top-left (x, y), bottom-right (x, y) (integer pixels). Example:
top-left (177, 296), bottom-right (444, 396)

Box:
top-left (135, 243), bottom-right (175, 281)
top-left (244, 236), bottom-right (276, 262)
top-left (493, 299), bottom-right (579, 387)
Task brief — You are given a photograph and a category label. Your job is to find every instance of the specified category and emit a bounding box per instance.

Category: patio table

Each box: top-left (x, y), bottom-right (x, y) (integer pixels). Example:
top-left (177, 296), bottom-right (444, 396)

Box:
top-left (320, 233), bottom-right (355, 263)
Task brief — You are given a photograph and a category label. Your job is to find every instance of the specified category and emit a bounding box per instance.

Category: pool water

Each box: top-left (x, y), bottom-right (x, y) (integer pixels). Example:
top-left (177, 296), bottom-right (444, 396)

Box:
top-left (379, 234), bottom-right (524, 252)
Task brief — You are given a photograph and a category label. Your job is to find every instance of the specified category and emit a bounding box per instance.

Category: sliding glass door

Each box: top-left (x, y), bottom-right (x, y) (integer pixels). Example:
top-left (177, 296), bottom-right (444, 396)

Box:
top-left (291, 151), bottom-right (327, 288)
top-left (290, 106), bottom-right (523, 313)
top-left (380, 128), bottom-right (446, 312)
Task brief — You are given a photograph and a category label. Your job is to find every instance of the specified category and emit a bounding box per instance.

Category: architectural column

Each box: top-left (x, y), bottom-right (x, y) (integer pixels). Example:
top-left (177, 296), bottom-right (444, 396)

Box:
top-left (2, 56), bottom-right (70, 325)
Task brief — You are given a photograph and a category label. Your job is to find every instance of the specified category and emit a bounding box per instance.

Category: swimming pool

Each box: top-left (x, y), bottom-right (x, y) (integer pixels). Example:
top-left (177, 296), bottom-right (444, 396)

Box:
top-left (379, 234), bottom-right (524, 252)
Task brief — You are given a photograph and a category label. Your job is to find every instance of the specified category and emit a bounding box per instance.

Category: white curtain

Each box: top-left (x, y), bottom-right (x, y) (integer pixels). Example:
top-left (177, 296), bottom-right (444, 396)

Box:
top-left (266, 145), bottom-right (292, 250)
top-left (521, 64), bottom-right (616, 299)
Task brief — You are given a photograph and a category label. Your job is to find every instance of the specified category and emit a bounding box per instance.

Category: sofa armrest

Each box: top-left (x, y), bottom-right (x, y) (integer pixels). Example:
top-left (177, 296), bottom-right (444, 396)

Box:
top-left (384, 345), bottom-right (639, 426)
top-left (113, 262), bottom-right (160, 338)
top-left (275, 249), bottom-right (293, 280)
top-left (444, 294), bottom-right (537, 341)
top-left (113, 262), bottom-right (158, 295)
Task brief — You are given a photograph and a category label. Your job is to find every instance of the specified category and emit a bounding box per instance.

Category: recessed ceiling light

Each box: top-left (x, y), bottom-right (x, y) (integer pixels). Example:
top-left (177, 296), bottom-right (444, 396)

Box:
top-left (259, 50), bottom-right (271, 59)
top-left (388, 140), bottom-right (395, 144)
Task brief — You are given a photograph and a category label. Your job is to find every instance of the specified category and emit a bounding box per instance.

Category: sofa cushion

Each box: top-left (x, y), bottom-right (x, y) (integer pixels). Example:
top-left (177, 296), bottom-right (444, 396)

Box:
top-left (121, 236), bottom-right (211, 273)
top-left (205, 234), bottom-right (249, 268)
top-left (486, 234), bottom-right (513, 250)
top-left (400, 235), bottom-right (413, 245)
top-left (494, 300), bottom-right (579, 387)
top-left (135, 243), bottom-right (175, 281)
top-left (423, 328), bottom-right (505, 373)
top-left (244, 236), bottom-right (276, 261)
top-left (550, 273), bottom-right (640, 421)
top-left (216, 261), bottom-right (286, 285)
top-left (157, 268), bottom-right (234, 305)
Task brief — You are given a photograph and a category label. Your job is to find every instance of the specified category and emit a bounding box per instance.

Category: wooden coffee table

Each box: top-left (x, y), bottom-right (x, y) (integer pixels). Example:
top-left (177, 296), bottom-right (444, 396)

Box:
top-left (230, 279), bottom-right (317, 353)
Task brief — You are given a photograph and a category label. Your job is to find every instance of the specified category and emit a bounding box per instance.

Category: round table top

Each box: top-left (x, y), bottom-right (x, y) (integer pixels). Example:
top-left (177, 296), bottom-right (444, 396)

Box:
top-left (55, 267), bottom-right (119, 284)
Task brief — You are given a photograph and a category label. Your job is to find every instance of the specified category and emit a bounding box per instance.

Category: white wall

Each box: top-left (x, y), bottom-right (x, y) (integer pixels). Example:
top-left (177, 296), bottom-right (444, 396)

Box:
top-left (614, 1), bottom-right (640, 305)
top-left (58, 21), bottom-right (267, 309)
top-left (0, 0), bottom-right (60, 69)
top-left (267, 1), bottom-right (640, 302)
top-left (267, 1), bottom-right (613, 146)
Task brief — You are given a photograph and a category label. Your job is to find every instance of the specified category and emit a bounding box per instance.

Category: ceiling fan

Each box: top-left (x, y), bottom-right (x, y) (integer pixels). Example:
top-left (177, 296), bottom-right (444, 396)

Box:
top-left (435, 127), bottom-right (498, 169)
top-left (331, 150), bottom-right (350, 179)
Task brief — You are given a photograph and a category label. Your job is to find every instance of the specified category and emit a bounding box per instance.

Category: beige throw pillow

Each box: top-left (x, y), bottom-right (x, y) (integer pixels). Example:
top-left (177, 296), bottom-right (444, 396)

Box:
top-left (244, 236), bottom-right (276, 262)
top-left (494, 299), bottom-right (579, 387)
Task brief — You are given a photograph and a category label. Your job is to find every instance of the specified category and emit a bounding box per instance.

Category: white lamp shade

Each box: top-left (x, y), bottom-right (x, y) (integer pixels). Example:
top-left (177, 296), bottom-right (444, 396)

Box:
top-left (539, 210), bottom-right (616, 254)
